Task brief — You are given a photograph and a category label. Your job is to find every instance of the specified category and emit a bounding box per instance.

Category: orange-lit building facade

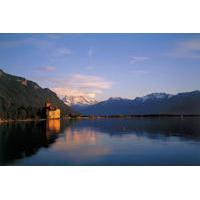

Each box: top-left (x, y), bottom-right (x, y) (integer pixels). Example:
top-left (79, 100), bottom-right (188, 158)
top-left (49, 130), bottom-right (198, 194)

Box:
top-left (45, 102), bottom-right (61, 119)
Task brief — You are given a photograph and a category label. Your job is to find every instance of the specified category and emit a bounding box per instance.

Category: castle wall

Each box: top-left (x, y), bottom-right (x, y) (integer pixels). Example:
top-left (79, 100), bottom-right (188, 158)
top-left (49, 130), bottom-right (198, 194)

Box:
top-left (47, 109), bottom-right (60, 119)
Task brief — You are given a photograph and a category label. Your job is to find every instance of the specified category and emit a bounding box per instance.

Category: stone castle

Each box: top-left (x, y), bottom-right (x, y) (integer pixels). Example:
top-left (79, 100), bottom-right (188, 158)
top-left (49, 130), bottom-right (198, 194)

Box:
top-left (45, 102), bottom-right (60, 119)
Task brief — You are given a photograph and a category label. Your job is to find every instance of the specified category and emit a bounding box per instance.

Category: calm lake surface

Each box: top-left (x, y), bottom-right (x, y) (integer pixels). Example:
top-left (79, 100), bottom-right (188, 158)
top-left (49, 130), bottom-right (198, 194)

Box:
top-left (1, 117), bottom-right (200, 166)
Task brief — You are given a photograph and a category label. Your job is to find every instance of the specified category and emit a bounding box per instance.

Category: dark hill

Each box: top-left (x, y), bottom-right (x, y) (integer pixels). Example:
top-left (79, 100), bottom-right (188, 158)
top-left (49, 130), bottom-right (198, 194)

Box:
top-left (0, 69), bottom-right (72, 120)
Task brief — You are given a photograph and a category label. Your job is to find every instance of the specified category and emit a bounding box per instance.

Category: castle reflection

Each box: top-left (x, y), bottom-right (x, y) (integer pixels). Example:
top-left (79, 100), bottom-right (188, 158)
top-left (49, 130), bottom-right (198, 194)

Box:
top-left (46, 119), bottom-right (60, 133)
top-left (45, 119), bottom-right (61, 147)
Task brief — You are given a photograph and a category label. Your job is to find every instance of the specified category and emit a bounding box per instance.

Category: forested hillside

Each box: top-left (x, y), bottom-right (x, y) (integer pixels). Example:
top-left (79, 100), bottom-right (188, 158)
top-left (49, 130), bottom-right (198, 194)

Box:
top-left (0, 69), bottom-right (72, 120)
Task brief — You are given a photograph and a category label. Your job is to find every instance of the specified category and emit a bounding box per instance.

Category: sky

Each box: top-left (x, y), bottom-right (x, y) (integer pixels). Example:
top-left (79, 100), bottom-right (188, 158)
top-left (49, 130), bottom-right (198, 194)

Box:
top-left (0, 33), bottom-right (200, 101)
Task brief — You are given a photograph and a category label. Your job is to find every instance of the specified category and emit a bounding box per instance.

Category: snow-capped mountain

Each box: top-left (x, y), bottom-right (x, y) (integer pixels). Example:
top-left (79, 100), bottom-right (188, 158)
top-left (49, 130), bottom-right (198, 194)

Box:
top-left (73, 91), bottom-right (200, 115)
top-left (108, 97), bottom-right (130, 101)
top-left (62, 95), bottom-right (98, 106)
top-left (135, 93), bottom-right (173, 103)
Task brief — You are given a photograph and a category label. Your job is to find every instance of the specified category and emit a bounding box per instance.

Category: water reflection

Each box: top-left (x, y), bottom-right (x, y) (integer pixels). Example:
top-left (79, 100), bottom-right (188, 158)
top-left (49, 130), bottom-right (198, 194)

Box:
top-left (45, 119), bottom-right (61, 145)
top-left (74, 118), bottom-right (200, 141)
top-left (52, 127), bottom-right (110, 162)
top-left (47, 119), bottom-right (61, 134)
top-left (0, 120), bottom-right (68, 165)
top-left (65, 127), bottom-right (96, 145)
top-left (1, 117), bottom-right (200, 165)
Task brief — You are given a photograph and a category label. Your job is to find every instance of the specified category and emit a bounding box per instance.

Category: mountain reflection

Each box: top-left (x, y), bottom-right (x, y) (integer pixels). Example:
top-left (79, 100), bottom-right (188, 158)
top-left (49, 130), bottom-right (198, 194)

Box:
top-left (73, 118), bottom-right (200, 141)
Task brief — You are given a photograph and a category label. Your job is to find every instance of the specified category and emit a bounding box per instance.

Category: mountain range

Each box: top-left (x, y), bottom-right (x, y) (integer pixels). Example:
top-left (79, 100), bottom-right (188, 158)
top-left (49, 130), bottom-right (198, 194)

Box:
top-left (73, 91), bottom-right (200, 116)
top-left (1, 69), bottom-right (200, 119)
top-left (0, 69), bottom-right (72, 120)
top-left (62, 95), bottom-right (98, 106)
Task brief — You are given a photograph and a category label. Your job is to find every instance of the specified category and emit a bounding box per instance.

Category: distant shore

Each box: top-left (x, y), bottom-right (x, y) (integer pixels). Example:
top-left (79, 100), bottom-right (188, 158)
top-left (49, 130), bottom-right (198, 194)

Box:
top-left (78, 114), bottom-right (200, 119)
top-left (1, 114), bottom-right (200, 124)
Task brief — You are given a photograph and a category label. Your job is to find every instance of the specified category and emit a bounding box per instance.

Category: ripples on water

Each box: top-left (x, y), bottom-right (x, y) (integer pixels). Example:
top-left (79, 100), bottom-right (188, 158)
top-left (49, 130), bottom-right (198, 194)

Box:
top-left (0, 117), bottom-right (200, 166)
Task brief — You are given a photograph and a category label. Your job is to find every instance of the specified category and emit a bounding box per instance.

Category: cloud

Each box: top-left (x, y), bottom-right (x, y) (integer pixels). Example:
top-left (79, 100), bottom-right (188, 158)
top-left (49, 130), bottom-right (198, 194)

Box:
top-left (130, 56), bottom-right (150, 64)
top-left (168, 39), bottom-right (200, 59)
top-left (70, 74), bottom-right (112, 90)
top-left (37, 66), bottom-right (56, 72)
top-left (46, 74), bottom-right (113, 98)
top-left (52, 88), bottom-right (97, 98)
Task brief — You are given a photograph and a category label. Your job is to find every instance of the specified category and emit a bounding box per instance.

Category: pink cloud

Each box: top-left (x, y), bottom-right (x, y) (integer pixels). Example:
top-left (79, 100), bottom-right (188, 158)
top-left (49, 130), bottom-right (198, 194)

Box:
top-left (51, 74), bottom-right (113, 98)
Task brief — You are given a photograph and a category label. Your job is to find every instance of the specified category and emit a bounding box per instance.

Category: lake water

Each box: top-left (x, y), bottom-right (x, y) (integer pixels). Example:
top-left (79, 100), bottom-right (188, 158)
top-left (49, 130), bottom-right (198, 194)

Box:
top-left (1, 117), bottom-right (200, 166)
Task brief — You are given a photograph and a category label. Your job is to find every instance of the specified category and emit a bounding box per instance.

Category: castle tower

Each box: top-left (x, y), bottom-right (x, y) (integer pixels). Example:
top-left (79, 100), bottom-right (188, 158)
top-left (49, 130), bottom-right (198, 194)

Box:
top-left (45, 102), bottom-right (60, 119)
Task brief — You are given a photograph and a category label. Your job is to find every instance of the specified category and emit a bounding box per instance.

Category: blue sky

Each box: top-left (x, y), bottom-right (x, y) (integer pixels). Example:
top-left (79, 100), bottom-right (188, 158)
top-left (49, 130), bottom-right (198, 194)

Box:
top-left (0, 33), bottom-right (200, 101)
